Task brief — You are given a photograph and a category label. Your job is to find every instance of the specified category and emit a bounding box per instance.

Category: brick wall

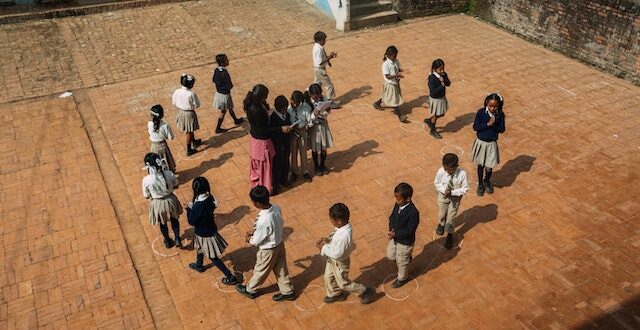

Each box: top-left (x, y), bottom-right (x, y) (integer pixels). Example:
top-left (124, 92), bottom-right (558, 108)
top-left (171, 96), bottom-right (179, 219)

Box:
top-left (392, 0), bottom-right (467, 19)
top-left (473, 0), bottom-right (640, 85)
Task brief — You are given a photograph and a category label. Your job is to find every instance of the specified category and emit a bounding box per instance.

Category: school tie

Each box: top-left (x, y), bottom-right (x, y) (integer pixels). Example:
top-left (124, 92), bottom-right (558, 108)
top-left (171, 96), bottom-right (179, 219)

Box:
top-left (447, 174), bottom-right (454, 192)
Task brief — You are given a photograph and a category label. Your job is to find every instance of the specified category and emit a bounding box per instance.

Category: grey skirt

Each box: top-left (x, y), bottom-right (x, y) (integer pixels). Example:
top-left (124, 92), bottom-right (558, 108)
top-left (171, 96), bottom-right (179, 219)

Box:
top-left (149, 193), bottom-right (183, 225)
top-left (381, 82), bottom-right (403, 107)
top-left (150, 141), bottom-right (176, 172)
top-left (212, 92), bottom-right (234, 111)
top-left (176, 110), bottom-right (199, 132)
top-left (194, 233), bottom-right (228, 259)
top-left (310, 121), bottom-right (334, 151)
top-left (429, 96), bottom-right (448, 116)
top-left (470, 138), bottom-right (500, 168)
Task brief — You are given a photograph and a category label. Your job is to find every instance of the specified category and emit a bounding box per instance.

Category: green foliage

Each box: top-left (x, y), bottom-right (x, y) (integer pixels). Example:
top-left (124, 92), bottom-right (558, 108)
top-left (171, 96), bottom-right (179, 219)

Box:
top-left (465, 0), bottom-right (477, 14)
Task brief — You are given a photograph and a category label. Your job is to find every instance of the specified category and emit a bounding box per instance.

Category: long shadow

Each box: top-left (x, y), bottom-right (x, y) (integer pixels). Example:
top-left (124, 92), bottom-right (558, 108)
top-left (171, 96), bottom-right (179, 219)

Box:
top-left (439, 112), bottom-right (476, 133)
top-left (216, 205), bottom-right (251, 230)
top-left (575, 294), bottom-right (640, 329)
top-left (401, 95), bottom-right (429, 116)
top-left (329, 140), bottom-right (382, 173)
top-left (334, 85), bottom-right (372, 107)
top-left (290, 254), bottom-right (325, 294)
top-left (492, 155), bottom-right (536, 188)
top-left (207, 126), bottom-right (249, 149)
top-left (455, 204), bottom-right (499, 240)
top-left (178, 152), bottom-right (233, 184)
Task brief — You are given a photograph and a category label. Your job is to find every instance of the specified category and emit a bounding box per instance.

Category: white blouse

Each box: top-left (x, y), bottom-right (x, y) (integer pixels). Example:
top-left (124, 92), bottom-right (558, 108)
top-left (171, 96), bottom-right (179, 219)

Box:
top-left (172, 86), bottom-right (201, 111)
top-left (147, 120), bottom-right (175, 142)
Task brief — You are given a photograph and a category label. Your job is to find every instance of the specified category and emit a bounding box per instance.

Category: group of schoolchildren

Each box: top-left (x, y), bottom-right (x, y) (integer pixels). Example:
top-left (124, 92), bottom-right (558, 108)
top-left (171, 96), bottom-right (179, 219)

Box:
top-left (139, 30), bottom-right (507, 305)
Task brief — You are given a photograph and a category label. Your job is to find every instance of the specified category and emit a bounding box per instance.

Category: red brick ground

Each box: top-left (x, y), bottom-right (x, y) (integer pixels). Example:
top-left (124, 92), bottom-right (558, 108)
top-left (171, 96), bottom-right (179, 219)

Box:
top-left (1, 10), bottom-right (639, 330)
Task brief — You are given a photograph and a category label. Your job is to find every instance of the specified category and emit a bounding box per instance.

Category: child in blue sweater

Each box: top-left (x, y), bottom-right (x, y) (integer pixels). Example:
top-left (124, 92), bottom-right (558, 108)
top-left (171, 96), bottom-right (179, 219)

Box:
top-left (470, 93), bottom-right (506, 196)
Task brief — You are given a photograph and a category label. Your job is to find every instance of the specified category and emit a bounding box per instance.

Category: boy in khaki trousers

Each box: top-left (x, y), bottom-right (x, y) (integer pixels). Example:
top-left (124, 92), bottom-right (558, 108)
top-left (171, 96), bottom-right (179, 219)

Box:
top-left (317, 203), bottom-right (375, 304)
top-left (434, 153), bottom-right (469, 249)
top-left (387, 182), bottom-right (420, 288)
top-left (236, 186), bottom-right (295, 301)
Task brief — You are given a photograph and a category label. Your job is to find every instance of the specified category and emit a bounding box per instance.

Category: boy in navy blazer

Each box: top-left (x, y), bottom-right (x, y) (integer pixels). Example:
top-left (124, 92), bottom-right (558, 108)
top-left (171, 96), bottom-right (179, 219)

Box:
top-left (387, 182), bottom-right (420, 288)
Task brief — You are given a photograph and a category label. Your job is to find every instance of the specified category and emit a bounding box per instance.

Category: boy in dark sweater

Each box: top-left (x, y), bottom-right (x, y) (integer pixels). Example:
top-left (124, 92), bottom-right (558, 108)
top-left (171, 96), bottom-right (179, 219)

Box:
top-left (270, 95), bottom-right (293, 195)
top-left (387, 182), bottom-right (420, 288)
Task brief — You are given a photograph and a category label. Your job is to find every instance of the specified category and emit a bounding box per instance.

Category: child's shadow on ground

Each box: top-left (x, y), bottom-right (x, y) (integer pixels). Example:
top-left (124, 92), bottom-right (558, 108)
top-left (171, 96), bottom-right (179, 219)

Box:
top-left (179, 152), bottom-right (233, 183)
top-left (402, 95), bottom-right (429, 116)
top-left (334, 86), bottom-right (372, 107)
top-left (492, 155), bottom-right (535, 188)
top-left (355, 204), bottom-right (498, 295)
top-left (439, 112), bottom-right (476, 133)
top-left (207, 127), bottom-right (248, 149)
top-left (329, 140), bottom-right (382, 173)
top-left (291, 255), bottom-right (325, 294)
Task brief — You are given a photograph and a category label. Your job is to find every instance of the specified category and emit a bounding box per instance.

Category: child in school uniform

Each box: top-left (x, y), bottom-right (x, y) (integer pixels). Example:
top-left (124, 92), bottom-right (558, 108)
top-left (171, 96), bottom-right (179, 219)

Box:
top-left (318, 203), bottom-right (376, 304)
top-left (172, 73), bottom-right (203, 156)
top-left (186, 177), bottom-right (238, 285)
top-left (142, 152), bottom-right (182, 248)
top-left (236, 186), bottom-right (295, 301)
top-left (471, 93), bottom-right (506, 196)
top-left (212, 54), bottom-right (244, 133)
top-left (373, 46), bottom-right (406, 122)
top-left (312, 31), bottom-right (340, 108)
top-left (434, 153), bottom-right (469, 249)
top-left (147, 104), bottom-right (176, 172)
top-left (308, 83), bottom-right (334, 176)
top-left (270, 95), bottom-right (293, 195)
top-left (387, 183), bottom-right (420, 288)
top-left (424, 59), bottom-right (451, 139)
top-left (288, 90), bottom-right (314, 184)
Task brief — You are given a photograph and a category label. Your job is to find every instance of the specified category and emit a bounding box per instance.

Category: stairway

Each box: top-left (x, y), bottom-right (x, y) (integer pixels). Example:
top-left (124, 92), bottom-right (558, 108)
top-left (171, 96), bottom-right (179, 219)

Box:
top-left (349, 0), bottom-right (398, 30)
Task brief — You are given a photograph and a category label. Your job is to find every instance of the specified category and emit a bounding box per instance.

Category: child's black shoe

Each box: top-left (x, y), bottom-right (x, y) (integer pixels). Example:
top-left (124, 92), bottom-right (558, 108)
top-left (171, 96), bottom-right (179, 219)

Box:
top-left (359, 287), bottom-right (376, 304)
top-left (272, 292), bottom-right (296, 302)
top-left (289, 172), bottom-right (298, 183)
top-left (186, 147), bottom-right (197, 156)
top-left (215, 127), bottom-right (229, 134)
top-left (320, 166), bottom-right (329, 175)
top-left (236, 284), bottom-right (258, 299)
top-left (303, 173), bottom-right (313, 182)
top-left (444, 233), bottom-right (454, 249)
top-left (323, 292), bottom-right (348, 304)
top-left (222, 276), bottom-right (238, 285)
top-left (484, 180), bottom-right (494, 194)
top-left (315, 167), bottom-right (324, 177)
top-left (174, 237), bottom-right (182, 248)
top-left (234, 118), bottom-right (245, 125)
top-left (392, 279), bottom-right (409, 288)
top-left (372, 101), bottom-right (382, 110)
top-left (193, 139), bottom-right (202, 147)
top-left (163, 238), bottom-right (175, 249)
top-left (189, 263), bottom-right (205, 273)
top-left (436, 224), bottom-right (445, 236)
top-left (477, 184), bottom-right (484, 196)
top-left (430, 130), bottom-right (443, 139)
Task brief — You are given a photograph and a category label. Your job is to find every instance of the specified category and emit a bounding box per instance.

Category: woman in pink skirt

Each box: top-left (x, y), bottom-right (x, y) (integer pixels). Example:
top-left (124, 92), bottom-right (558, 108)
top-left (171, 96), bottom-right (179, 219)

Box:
top-left (243, 84), bottom-right (292, 195)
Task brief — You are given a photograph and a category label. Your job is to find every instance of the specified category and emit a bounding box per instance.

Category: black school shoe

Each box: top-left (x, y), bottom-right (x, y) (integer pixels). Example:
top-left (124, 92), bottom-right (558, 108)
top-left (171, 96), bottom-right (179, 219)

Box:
top-left (174, 237), bottom-right (182, 248)
top-left (222, 276), bottom-right (238, 285)
top-left (303, 173), bottom-right (313, 182)
top-left (323, 292), bottom-right (348, 304)
top-left (272, 292), bottom-right (296, 302)
top-left (215, 127), bottom-right (229, 134)
top-left (315, 167), bottom-right (324, 177)
top-left (444, 233), bottom-right (454, 250)
top-left (193, 139), bottom-right (202, 147)
top-left (359, 287), bottom-right (376, 304)
top-left (436, 224), bottom-right (445, 236)
top-left (392, 279), bottom-right (409, 288)
top-left (289, 172), bottom-right (298, 183)
top-left (189, 263), bottom-right (205, 273)
top-left (236, 285), bottom-right (258, 299)
top-left (234, 118), bottom-right (245, 125)
top-left (320, 166), bottom-right (329, 175)
top-left (477, 184), bottom-right (485, 196)
top-left (484, 180), bottom-right (494, 194)
top-left (163, 238), bottom-right (175, 249)
top-left (430, 130), bottom-right (443, 139)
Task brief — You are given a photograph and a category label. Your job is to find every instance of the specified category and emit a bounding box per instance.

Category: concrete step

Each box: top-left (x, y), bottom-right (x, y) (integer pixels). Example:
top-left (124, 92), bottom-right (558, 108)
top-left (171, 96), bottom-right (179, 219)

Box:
top-left (349, 10), bottom-right (398, 30)
top-left (351, 0), bottom-right (393, 17)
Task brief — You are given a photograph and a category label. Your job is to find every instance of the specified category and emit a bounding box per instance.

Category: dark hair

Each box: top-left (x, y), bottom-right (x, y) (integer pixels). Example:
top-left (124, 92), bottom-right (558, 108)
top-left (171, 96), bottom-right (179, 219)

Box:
top-left (308, 83), bottom-right (322, 96)
top-left (144, 152), bottom-right (169, 188)
top-left (292, 90), bottom-right (314, 109)
top-left (431, 59), bottom-right (445, 72)
top-left (274, 95), bottom-right (289, 112)
top-left (394, 182), bottom-right (413, 199)
top-left (329, 203), bottom-right (350, 223)
top-left (215, 54), bottom-right (227, 66)
top-left (383, 45), bottom-right (398, 61)
top-left (250, 185), bottom-right (270, 205)
top-left (314, 31), bottom-right (327, 43)
top-left (180, 73), bottom-right (195, 89)
top-left (150, 104), bottom-right (164, 131)
top-left (442, 153), bottom-right (459, 168)
top-left (192, 176), bottom-right (211, 202)
top-left (243, 84), bottom-right (269, 113)
top-left (484, 93), bottom-right (505, 115)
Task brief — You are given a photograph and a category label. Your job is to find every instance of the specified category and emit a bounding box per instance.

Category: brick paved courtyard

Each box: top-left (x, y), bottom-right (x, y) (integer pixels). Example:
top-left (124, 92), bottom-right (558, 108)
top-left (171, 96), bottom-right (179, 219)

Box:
top-left (1, 2), bottom-right (639, 329)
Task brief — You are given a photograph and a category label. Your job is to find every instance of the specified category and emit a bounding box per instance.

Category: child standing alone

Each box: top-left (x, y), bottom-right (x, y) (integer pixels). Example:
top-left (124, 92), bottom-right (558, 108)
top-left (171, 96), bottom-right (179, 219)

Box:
top-left (425, 59), bottom-right (451, 139)
top-left (312, 31), bottom-right (340, 108)
top-left (434, 153), bottom-right (469, 249)
top-left (387, 183), bottom-right (419, 288)
top-left (318, 203), bottom-right (376, 304)
top-left (212, 54), bottom-right (244, 133)
top-left (373, 46), bottom-right (406, 122)
top-left (471, 93), bottom-right (506, 196)
top-left (147, 104), bottom-right (176, 172)
top-left (172, 73), bottom-right (203, 155)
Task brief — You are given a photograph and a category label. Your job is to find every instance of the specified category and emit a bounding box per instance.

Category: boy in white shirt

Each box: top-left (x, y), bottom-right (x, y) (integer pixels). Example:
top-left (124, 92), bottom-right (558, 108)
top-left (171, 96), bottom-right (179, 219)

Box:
top-left (434, 153), bottom-right (469, 249)
top-left (236, 186), bottom-right (295, 301)
top-left (312, 31), bottom-right (340, 108)
top-left (317, 203), bottom-right (376, 304)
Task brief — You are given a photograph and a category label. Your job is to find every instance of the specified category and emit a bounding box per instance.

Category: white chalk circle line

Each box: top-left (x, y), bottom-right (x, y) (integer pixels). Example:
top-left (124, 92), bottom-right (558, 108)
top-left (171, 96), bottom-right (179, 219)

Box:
top-left (381, 273), bottom-right (419, 302)
top-left (152, 236), bottom-right (179, 257)
top-left (293, 285), bottom-right (326, 312)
